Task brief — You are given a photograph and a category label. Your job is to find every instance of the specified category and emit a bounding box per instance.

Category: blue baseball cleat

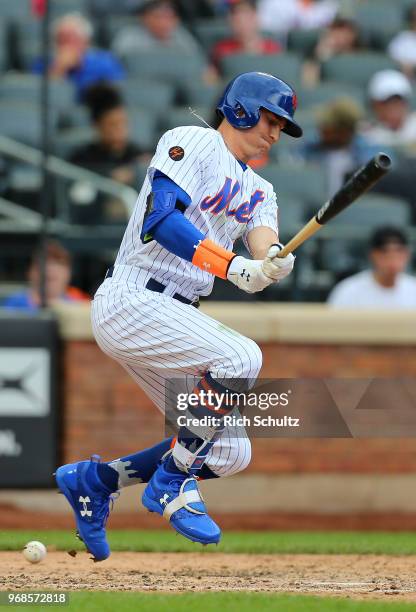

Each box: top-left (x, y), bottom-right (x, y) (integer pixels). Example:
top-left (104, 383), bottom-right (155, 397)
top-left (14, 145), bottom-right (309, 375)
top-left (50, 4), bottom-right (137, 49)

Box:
top-left (142, 460), bottom-right (221, 545)
top-left (55, 455), bottom-right (118, 561)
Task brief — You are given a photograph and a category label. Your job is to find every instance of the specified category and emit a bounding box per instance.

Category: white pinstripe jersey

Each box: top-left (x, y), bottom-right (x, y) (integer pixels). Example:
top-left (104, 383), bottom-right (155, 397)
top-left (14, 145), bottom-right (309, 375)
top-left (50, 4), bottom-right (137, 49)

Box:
top-left (115, 125), bottom-right (278, 297)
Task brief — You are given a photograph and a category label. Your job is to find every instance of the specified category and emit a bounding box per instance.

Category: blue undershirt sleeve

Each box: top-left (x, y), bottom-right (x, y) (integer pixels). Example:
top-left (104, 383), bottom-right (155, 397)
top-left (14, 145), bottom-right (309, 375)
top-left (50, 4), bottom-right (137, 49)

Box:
top-left (150, 172), bottom-right (205, 262)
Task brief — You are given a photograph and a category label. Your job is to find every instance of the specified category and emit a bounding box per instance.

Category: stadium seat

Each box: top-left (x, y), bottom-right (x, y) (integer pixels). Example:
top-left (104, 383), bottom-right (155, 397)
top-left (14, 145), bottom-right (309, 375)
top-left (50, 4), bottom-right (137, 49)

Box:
top-left (258, 163), bottom-right (327, 208)
top-left (317, 192), bottom-right (410, 277)
top-left (128, 108), bottom-right (159, 151)
top-left (287, 28), bottom-right (322, 57)
top-left (354, 3), bottom-right (404, 36)
top-left (297, 82), bottom-right (365, 112)
top-left (317, 192), bottom-right (411, 277)
top-left (192, 18), bottom-right (232, 51)
top-left (49, 0), bottom-right (87, 17)
top-left (0, 101), bottom-right (58, 147)
top-left (13, 19), bottom-right (42, 70)
top-left (53, 126), bottom-right (96, 158)
top-left (275, 194), bottom-right (308, 238)
top-left (221, 52), bottom-right (302, 87)
top-left (100, 15), bottom-right (140, 49)
top-left (0, 74), bottom-right (74, 116)
top-left (120, 79), bottom-right (175, 115)
top-left (182, 80), bottom-right (224, 110)
top-left (0, 21), bottom-right (7, 72)
top-left (123, 51), bottom-right (206, 87)
top-left (160, 106), bottom-right (211, 132)
top-left (321, 53), bottom-right (396, 88)
top-left (60, 105), bottom-right (91, 129)
top-left (329, 193), bottom-right (410, 231)
top-left (0, 0), bottom-right (31, 20)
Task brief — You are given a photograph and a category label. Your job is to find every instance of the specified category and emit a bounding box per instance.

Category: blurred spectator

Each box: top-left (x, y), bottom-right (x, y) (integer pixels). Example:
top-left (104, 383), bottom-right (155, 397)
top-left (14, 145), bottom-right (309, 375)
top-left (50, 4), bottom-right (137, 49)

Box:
top-left (388, 4), bottom-right (416, 79)
top-left (328, 227), bottom-right (416, 308)
top-left (32, 13), bottom-right (124, 101)
top-left (70, 83), bottom-right (148, 187)
top-left (314, 16), bottom-right (360, 62)
top-left (212, 0), bottom-right (282, 68)
top-left (300, 98), bottom-right (378, 195)
top-left (112, 0), bottom-right (202, 58)
top-left (304, 16), bottom-right (361, 85)
top-left (2, 241), bottom-right (89, 311)
top-left (258, 0), bottom-right (339, 38)
top-left (361, 70), bottom-right (416, 150)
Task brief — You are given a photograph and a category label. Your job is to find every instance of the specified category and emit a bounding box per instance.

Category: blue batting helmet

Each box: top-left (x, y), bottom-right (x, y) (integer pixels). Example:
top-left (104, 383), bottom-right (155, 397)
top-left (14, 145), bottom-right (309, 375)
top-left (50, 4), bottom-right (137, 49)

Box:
top-left (216, 71), bottom-right (302, 138)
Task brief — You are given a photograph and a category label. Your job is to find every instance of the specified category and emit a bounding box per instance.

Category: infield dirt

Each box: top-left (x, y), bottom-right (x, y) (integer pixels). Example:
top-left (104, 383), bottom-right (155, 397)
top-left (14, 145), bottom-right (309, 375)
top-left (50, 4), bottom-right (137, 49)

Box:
top-left (0, 552), bottom-right (415, 602)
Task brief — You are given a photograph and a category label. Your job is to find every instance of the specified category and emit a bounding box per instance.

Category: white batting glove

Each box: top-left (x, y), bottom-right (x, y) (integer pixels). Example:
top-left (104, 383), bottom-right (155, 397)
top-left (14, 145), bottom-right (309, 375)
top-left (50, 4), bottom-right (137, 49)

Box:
top-left (227, 256), bottom-right (273, 293)
top-left (262, 243), bottom-right (295, 282)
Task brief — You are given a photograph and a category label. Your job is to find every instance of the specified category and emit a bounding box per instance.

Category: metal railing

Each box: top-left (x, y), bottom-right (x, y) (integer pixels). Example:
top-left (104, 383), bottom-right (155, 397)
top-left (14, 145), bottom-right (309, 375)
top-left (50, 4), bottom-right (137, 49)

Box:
top-left (0, 135), bottom-right (138, 229)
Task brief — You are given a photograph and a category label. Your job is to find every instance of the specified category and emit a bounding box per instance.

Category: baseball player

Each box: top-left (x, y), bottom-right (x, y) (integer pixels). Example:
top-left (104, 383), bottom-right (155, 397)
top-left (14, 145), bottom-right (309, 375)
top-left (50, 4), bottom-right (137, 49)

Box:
top-left (55, 71), bottom-right (302, 560)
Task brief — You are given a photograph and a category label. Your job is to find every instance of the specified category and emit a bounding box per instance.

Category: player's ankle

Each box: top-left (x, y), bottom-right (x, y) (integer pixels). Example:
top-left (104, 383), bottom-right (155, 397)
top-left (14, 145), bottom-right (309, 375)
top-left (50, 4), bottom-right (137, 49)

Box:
top-left (91, 463), bottom-right (119, 493)
top-left (165, 454), bottom-right (188, 476)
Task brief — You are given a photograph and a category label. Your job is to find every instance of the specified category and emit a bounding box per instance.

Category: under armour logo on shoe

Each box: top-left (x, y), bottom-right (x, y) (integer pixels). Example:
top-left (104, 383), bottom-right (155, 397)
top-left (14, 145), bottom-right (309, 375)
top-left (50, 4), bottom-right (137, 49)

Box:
top-left (240, 269), bottom-right (250, 281)
top-left (160, 493), bottom-right (169, 507)
top-left (79, 495), bottom-right (92, 517)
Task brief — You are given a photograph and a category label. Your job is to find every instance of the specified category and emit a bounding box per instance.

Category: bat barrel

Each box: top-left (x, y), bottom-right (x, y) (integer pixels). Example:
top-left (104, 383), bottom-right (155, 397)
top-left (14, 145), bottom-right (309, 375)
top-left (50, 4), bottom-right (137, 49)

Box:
top-left (315, 152), bottom-right (392, 226)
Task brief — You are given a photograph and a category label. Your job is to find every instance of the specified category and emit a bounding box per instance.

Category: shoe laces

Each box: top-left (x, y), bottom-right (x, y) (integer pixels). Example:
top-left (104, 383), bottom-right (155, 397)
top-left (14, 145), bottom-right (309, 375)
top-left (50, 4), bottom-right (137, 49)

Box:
top-left (93, 490), bottom-right (120, 527)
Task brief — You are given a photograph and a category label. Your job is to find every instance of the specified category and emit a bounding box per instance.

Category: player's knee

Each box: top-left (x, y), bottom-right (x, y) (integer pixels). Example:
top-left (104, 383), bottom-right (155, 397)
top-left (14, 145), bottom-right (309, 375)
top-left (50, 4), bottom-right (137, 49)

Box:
top-left (235, 338), bottom-right (263, 379)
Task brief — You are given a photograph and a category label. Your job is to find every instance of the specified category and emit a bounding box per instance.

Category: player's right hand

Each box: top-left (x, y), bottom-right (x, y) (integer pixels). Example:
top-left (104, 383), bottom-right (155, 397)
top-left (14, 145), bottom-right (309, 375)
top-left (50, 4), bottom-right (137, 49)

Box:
top-left (227, 256), bottom-right (274, 293)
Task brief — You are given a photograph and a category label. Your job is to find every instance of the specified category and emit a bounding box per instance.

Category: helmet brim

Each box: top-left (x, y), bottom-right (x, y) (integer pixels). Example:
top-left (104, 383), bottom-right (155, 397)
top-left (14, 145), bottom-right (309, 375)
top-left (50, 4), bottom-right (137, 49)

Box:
top-left (262, 104), bottom-right (303, 138)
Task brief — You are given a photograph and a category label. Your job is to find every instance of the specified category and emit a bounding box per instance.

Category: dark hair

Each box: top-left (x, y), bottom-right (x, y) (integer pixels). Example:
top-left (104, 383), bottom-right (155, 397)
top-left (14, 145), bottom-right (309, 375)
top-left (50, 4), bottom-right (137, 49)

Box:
top-left (31, 240), bottom-right (71, 268)
top-left (137, 0), bottom-right (173, 15)
top-left (406, 3), bottom-right (416, 23)
top-left (228, 0), bottom-right (257, 10)
top-left (370, 226), bottom-right (408, 250)
top-left (84, 83), bottom-right (124, 123)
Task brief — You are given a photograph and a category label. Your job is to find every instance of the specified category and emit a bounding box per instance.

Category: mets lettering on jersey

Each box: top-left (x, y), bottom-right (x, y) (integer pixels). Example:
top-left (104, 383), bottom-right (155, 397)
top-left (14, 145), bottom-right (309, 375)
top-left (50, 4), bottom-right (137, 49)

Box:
top-left (200, 178), bottom-right (265, 223)
top-left (114, 125), bottom-right (278, 300)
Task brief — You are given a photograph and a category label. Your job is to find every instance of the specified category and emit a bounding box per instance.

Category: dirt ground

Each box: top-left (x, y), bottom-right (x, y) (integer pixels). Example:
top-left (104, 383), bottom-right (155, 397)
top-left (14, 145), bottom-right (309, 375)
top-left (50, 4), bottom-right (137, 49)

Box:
top-left (1, 551), bottom-right (416, 601)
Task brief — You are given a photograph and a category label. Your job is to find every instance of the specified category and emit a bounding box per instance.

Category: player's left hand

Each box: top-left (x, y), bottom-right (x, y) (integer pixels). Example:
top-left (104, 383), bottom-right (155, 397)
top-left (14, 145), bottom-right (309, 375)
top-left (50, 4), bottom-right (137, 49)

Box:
top-left (262, 243), bottom-right (295, 282)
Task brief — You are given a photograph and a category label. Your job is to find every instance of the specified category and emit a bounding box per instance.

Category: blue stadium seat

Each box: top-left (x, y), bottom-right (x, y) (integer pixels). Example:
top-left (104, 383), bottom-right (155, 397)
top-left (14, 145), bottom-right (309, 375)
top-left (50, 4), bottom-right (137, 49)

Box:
top-left (182, 80), bottom-right (224, 109)
top-left (160, 106), bottom-right (211, 132)
top-left (297, 83), bottom-right (365, 111)
top-left (258, 163), bottom-right (327, 207)
top-left (274, 194), bottom-right (308, 237)
top-left (123, 51), bottom-right (206, 87)
top-left (329, 193), bottom-right (410, 230)
top-left (120, 79), bottom-right (175, 115)
top-left (321, 53), bottom-right (396, 88)
top-left (0, 74), bottom-right (74, 115)
top-left (220, 52), bottom-right (302, 87)
top-left (128, 108), bottom-right (159, 151)
top-left (0, 101), bottom-right (58, 147)
top-left (192, 18), bottom-right (231, 51)
top-left (287, 28), bottom-right (322, 57)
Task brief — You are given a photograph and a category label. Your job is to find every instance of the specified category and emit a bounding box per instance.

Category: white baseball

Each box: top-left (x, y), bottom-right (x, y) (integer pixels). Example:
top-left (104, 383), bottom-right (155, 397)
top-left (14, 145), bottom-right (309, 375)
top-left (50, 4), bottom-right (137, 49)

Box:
top-left (22, 541), bottom-right (47, 564)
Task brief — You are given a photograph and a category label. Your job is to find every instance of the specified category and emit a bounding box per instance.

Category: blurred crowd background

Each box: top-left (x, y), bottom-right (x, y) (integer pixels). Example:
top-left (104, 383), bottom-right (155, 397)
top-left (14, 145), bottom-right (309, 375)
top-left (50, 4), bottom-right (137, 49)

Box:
top-left (1, 0), bottom-right (416, 305)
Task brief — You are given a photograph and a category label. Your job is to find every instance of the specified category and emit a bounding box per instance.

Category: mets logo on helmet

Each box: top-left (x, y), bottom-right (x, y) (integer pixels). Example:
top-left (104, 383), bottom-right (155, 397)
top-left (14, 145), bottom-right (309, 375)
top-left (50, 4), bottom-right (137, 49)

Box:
top-left (292, 93), bottom-right (298, 111)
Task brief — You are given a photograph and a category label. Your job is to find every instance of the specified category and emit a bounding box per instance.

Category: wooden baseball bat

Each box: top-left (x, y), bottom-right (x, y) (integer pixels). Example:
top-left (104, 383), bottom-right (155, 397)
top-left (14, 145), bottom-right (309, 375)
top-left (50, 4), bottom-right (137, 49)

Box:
top-left (277, 153), bottom-right (392, 258)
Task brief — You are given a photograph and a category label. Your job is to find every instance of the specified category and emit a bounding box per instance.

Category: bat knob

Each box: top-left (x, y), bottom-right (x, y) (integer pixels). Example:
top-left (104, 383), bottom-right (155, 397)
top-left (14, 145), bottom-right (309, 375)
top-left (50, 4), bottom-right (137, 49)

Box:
top-left (376, 153), bottom-right (392, 171)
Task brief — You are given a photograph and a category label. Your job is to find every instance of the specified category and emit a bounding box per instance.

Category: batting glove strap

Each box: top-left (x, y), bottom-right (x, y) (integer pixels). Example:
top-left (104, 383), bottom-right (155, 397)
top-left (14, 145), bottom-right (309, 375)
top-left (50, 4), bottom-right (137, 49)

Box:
top-left (162, 478), bottom-right (206, 520)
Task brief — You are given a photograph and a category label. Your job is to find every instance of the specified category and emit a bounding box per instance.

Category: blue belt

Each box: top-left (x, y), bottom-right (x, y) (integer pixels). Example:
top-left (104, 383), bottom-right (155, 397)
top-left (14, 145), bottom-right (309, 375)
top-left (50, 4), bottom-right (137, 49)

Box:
top-left (105, 266), bottom-right (199, 308)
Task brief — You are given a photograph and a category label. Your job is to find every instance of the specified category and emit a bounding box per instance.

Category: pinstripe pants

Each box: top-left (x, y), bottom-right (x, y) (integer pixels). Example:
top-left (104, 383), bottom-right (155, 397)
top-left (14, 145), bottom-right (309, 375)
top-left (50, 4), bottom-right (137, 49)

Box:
top-left (91, 278), bottom-right (263, 477)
